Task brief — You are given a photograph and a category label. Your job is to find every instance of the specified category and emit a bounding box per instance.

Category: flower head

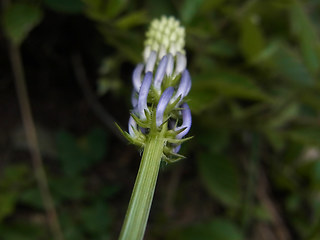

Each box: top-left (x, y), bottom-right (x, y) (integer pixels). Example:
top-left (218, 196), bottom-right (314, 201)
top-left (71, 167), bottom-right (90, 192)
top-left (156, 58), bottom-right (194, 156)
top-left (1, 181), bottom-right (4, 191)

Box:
top-left (118, 16), bottom-right (192, 162)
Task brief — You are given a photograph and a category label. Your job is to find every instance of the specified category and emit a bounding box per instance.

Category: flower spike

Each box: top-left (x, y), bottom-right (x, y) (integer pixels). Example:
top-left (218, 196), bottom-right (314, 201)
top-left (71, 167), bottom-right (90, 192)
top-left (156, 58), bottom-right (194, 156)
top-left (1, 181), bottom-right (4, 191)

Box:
top-left (118, 16), bottom-right (192, 240)
top-left (119, 16), bottom-right (192, 157)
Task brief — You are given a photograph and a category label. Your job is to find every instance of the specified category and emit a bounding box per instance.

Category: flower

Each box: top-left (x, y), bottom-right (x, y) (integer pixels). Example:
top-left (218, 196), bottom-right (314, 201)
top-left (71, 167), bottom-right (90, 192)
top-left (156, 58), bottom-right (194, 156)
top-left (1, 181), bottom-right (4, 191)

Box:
top-left (118, 16), bottom-right (192, 162)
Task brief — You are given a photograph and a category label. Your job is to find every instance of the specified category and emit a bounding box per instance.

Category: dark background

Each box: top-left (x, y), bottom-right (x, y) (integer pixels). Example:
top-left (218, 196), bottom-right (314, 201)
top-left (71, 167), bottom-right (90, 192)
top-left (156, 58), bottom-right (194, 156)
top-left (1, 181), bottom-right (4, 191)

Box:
top-left (1, 0), bottom-right (320, 239)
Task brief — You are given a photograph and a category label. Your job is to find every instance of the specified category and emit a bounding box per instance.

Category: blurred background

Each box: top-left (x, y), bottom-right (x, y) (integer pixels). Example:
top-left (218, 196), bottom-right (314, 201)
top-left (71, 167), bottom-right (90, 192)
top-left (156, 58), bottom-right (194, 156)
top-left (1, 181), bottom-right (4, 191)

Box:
top-left (1, 0), bottom-right (320, 239)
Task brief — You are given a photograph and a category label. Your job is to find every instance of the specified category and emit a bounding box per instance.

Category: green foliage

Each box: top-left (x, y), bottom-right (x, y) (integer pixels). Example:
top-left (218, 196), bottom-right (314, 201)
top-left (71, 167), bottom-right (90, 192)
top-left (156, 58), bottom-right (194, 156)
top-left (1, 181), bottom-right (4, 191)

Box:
top-left (44, 0), bottom-right (84, 13)
top-left (83, 0), bottom-right (128, 21)
top-left (168, 218), bottom-right (244, 240)
top-left (239, 15), bottom-right (266, 63)
top-left (0, 165), bottom-right (30, 222)
top-left (198, 152), bottom-right (242, 208)
top-left (179, 0), bottom-right (204, 24)
top-left (289, 0), bottom-right (320, 73)
top-left (2, 3), bottom-right (43, 46)
top-left (2, 0), bottom-right (320, 239)
top-left (56, 128), bottom-right (108, 176)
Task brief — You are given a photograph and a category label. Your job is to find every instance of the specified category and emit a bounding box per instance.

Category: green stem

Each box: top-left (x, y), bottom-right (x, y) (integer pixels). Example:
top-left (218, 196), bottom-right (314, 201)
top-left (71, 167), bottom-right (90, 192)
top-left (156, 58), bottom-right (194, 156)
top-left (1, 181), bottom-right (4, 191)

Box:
top-left (119, 130), bottom-right (165, 240)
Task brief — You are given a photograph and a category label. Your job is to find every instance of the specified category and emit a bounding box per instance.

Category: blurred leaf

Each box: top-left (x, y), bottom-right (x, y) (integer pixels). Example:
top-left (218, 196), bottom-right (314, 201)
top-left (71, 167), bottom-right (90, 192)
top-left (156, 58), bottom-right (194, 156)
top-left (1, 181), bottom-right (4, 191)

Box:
top-left (60, 211), bottom-right (85, 240)
top-left (188, 84), bottom-right (221, 114)
top-left (267, 103), bottom-right (300, 129)
top-left (0, 164), bottom-right (29, 222)
top-left (208, 40), bottom-right (237, 58)
top-left (213, 72), bottom-right (267, 99)
top-left (101, 185), bottom-right (120, 199)
top-left (147, 0), bottom-right (175, 18)
top-left (84, 0), bottom-right (127, 21)
top-left (115, 11), bottom-right (148, 29)
top-left (256, 41), bottom-right (314, 86)
top-left (0, 193), bottom-right (16, 223)
top-left (56, 128), bottom-right (108, 176)
top-left (98, 26), bottom-right (142, 62)
top-left (104, 0), bottom-right (128, 19)
top-left (44, 0), bottom-right (84, 13)
top-left (180, 0), bottom-right (204, 24)
top-left (212, 72), bottom-right (268, 100)
top-left (287, 127), bottom-right (320, 146)
top-left (51, 176), bottom-right (85, 201)
top-left (0, 222), bottom-right (45, 240)
top-left (312, 161), bottom-right (320, 184)
top-left (168, 218), bottom-right (244, 240)
top-left (97, 77), bottom-right (122, 96)
top-left (290, 0), bottom-right (320, 73)
top-left (81, 201), bottom-right (111, 235)
top-left (198, 152), bottom-right (242, 207)
top-left (239, 15), bottom-right (266, 62)
top-left (200, 0), bottom-right (226, 13)
top-left (198, 128), bottom-right (230, 153)
top-left (189, 72), bottom-right (268, 113)
top-left (85, 128), bottom-right (108, 161)
top-left (253, 204), bottom-right (274, 222)
top-left (264, 129), bottom-right (285, 151)
top-left (2, 3), bottom-right (43, 45)
top-left (19, 188), bottom-right (43, 210)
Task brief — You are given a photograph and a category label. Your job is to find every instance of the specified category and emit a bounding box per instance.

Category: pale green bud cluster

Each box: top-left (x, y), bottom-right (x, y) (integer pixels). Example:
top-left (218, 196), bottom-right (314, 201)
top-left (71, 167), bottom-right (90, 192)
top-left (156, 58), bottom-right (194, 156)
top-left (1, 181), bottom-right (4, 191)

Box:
top-left (143, 16), bottom-right (185, 62)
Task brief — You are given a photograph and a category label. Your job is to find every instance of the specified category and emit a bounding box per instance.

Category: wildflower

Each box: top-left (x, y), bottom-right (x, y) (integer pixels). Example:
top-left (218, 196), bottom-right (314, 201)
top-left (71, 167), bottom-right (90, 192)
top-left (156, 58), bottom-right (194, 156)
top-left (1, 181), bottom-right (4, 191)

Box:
top-left (118, 16), bottom-right (192, 162)
top-left (118, 16), bottom-right (192, 240)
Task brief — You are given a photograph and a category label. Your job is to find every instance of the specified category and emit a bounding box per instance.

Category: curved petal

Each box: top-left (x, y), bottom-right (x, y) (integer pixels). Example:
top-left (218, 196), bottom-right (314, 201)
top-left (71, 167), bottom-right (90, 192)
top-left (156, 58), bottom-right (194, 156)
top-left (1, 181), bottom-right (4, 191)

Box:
top-left (138, 72), bottom-right (152, 120)
top-left (145, 51), bottom-right (157, 73)
top-left (128, 116), bottom-right (137, 137)
top-left (158, 45), bottom-right (167, 60)
top-left (131, 90), bottom-right (138, 108)
top-left (173, 144), bottom-right (181, 153)
top-left (166, 53), bottom-right (174, 76)
top-left (174, 52), bottom-right (186, 75)
top-left (156, 87), bottom-right (174, 127)
top-left (143, 45), bottom-right (151, 62)
top-left (185, 70), bottom-right (192, 96)
top-left (170, 69), bottom-right (191, 104)
top-left (175, 103), bottom-right (192, 139)
top-left (154, 55), bottom-right (168, 92)
top-left (132, 63), bottom-right (144, 92)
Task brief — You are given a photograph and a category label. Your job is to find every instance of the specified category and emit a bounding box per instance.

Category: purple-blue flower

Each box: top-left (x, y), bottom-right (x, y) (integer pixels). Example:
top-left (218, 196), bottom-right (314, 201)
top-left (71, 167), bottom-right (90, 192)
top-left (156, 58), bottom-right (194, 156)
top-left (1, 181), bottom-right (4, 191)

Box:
top-left (175, 103), bottom-right (192, 139)
top-left (156, 87), bottom-right (174, 127)
top-left (145, 51), bottom-right (157, 73)
top-left (137, 72), bottom-right (152, 120)
top-left (154, 55), bottom-right (168, 92)
top-left (126, 51), bottom-right (192, 156)
top-left (132, 63), bottom-right (144, 92)
top-left (128, 116), bottom-right (137, 137)
top-left (170, 69), bottom-right (191, 104)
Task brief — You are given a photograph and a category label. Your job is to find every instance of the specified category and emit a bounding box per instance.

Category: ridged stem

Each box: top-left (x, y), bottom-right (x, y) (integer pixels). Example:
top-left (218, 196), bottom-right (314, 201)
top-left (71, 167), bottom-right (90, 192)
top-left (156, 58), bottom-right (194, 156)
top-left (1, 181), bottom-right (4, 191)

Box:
top-left (119, 128), bottom-right (166, 240)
